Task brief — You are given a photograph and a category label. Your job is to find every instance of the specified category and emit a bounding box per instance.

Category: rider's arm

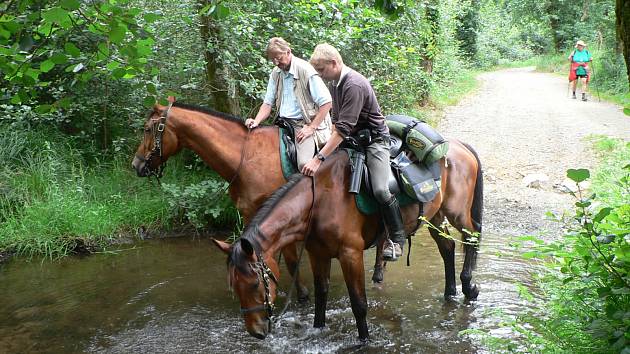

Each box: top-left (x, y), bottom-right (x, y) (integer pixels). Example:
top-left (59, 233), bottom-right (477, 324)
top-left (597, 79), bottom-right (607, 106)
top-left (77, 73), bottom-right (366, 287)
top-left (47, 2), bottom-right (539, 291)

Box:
top-left (306, 75), bottom-right (332, 130)
top-left (252, 103), bottom-right (272, 125)
top-left (247, 73), bottom-right (276, 127)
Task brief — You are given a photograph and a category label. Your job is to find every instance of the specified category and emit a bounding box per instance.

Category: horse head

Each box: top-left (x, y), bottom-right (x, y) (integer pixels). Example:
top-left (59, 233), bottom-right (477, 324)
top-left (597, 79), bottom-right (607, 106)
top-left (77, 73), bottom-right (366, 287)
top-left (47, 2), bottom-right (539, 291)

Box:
top-left (132, 98), bottom-right (181, 178)
top-left (212, 237), bottom-right (280, 339)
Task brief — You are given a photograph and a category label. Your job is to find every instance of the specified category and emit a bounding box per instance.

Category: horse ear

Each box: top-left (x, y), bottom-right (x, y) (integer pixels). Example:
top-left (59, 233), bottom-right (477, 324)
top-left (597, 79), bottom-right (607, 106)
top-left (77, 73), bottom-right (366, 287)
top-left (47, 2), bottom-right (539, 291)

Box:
top-left (240, 238), bottom-right (255, 257)
top-left (211, 238), bottom-right (232, 255)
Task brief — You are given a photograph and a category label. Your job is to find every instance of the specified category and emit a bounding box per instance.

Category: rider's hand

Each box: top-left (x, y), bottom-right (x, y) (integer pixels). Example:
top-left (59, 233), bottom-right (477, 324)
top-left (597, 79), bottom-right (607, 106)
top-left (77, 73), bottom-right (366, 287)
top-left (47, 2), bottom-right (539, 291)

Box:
top-left (301, 158), bottom-right (321, 176)
top-left (245, 118), bottom-right (258, 129)
top-left (296, 125), bottom-right (315, 143)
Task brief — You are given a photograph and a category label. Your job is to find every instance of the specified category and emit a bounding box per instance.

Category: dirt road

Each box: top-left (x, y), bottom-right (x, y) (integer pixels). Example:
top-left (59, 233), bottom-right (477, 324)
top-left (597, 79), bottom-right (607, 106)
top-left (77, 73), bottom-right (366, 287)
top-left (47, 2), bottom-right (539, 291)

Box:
top-left (439, 67), bottom-right (630, 236)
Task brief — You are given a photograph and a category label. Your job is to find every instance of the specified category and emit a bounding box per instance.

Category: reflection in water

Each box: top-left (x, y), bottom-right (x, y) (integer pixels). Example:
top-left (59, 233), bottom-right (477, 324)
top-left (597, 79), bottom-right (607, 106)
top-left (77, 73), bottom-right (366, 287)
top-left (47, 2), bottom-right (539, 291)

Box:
top-left (0, 230), bottom-right (535, 353)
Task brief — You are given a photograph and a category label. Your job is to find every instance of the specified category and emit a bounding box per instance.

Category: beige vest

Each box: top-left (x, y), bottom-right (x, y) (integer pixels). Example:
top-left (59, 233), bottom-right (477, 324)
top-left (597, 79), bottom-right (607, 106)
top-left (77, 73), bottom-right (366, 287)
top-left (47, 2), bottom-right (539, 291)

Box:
top-left (271, 57), bottom-right (331, 146)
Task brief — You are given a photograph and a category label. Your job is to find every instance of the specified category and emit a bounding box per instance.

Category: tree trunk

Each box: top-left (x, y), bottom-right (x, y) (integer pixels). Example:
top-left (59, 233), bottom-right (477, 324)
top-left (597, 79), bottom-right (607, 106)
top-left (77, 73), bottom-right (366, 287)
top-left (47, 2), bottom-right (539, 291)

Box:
top-left (617, 0), bottom-right (630, 87)
top-left (198, 2), bottom-right (241, 115)
top-left (547, 2), bottom-right (562, 52)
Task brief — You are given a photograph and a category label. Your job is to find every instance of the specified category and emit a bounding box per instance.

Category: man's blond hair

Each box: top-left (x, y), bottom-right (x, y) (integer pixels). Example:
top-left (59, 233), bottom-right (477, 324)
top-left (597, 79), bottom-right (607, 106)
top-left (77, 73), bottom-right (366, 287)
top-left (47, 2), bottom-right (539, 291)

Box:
top-left (266, 37), bottom-right (291, 57)
top-left (310, 43), bottom-right (344, 65)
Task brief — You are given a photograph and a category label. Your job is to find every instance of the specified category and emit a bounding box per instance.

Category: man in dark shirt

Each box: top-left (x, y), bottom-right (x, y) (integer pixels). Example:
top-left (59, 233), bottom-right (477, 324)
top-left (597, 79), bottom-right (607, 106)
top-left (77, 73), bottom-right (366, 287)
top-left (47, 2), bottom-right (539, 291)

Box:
top-left (301, 43), bottom-right (405, 261)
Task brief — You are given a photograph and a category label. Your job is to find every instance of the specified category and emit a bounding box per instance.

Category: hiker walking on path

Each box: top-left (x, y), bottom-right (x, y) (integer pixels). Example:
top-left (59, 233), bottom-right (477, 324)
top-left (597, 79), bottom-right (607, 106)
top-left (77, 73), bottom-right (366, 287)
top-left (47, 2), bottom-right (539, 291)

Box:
top-left (568, 40), bottom-right (593, 101)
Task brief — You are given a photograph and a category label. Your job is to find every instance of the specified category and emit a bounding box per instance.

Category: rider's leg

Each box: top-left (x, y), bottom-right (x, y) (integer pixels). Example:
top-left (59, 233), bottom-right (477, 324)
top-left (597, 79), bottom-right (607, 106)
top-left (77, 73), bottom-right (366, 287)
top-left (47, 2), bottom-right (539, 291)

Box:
top-left (293, 120), bottom-right (317, 171)
top-left (367, 138), bottom-right (405, 261)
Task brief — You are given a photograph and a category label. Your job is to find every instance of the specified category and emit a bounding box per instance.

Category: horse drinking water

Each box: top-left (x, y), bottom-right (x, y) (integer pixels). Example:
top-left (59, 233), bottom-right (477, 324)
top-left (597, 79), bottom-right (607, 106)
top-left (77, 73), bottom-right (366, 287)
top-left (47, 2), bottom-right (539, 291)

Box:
top-left (212, 139), bottom-right (483, 340)
top-left (131, 99), bottom-right (310, 301)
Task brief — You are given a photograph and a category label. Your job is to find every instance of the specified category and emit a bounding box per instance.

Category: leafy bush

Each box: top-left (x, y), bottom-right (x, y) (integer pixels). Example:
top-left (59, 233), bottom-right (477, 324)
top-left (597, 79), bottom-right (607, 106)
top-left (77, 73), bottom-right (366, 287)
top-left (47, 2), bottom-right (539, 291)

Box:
top-left (161, 177), bottom-right (239, 229)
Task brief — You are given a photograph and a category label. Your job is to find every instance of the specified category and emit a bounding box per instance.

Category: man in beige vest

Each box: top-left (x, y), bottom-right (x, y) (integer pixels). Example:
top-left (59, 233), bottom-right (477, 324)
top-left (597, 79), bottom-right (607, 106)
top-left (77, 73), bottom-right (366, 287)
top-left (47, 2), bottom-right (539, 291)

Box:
top-left (246, 37), bottom-right (332, 170)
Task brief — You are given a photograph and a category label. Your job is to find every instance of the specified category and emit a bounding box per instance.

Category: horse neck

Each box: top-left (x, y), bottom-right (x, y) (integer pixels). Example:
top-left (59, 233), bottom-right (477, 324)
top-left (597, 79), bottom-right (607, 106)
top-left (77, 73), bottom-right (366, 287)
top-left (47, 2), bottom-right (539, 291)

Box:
top-left (248, 177), bottom-right (314, 257)
top-left (168, 107), bottom-right (249, 179)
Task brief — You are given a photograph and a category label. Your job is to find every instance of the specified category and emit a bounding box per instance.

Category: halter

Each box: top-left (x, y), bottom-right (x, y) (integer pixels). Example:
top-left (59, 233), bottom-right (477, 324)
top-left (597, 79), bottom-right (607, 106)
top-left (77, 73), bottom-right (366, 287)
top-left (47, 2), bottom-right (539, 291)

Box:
top-left (239, 250), bottom-right (278, 318)
top-left (135, 102), bottom-right (173, 179)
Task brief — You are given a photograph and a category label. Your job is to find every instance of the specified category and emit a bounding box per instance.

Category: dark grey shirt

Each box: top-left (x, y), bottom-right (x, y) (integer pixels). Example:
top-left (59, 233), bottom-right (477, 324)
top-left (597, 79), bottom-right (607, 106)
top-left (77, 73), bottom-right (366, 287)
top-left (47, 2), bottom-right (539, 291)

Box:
top-left (330, 68), bottom-right (389, 138)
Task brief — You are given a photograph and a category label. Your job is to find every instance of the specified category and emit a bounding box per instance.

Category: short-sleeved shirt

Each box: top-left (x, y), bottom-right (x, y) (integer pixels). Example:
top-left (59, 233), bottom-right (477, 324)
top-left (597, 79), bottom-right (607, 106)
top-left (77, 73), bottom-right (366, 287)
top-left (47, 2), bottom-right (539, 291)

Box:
top-left (571, 49), bottom-right (592, 63)
top-left (263, 59), bottom-right (331, 120)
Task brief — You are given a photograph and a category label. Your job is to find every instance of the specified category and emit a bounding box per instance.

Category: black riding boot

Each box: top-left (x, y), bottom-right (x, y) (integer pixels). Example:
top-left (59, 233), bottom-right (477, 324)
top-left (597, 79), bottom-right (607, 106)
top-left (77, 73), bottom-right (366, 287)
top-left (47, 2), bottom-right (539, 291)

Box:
top-left (382, 197), bottom-right (406, 261)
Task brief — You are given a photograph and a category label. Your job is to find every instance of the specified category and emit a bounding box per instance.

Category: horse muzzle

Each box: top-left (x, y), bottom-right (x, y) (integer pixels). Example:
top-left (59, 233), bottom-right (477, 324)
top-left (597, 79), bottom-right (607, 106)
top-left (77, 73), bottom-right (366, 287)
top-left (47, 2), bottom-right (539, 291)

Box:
top-left (246, 317), bottom-right (271, 340)
top-left (131, 156), bottom-right (149, 177)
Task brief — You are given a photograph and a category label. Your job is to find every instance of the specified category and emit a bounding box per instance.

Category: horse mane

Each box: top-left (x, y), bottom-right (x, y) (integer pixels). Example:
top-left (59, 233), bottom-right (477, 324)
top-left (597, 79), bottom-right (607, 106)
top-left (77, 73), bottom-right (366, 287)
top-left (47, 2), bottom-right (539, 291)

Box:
top-left (228, 173), bottom-right (305, 271)
top-left (172, 102), bottom-right (245, 125)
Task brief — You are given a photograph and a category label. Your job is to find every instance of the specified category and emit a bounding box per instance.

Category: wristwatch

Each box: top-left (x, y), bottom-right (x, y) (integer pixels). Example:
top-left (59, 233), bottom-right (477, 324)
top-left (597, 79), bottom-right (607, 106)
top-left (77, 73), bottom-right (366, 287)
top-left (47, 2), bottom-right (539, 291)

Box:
top-left (316, 152), bottom-right (326, 161)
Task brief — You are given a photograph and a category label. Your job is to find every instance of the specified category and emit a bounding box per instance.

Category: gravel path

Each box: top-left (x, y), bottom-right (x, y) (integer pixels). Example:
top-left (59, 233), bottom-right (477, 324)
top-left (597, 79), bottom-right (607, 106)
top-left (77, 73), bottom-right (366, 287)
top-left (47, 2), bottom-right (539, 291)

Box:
top-left (439, 67), bottom-right (630, 236)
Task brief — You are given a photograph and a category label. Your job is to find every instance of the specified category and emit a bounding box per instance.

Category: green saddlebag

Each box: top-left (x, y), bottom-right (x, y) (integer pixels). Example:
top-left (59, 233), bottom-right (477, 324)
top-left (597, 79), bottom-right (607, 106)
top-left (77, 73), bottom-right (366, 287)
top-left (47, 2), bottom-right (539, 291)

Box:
top-left (385, 115), bottom-right (448, 164)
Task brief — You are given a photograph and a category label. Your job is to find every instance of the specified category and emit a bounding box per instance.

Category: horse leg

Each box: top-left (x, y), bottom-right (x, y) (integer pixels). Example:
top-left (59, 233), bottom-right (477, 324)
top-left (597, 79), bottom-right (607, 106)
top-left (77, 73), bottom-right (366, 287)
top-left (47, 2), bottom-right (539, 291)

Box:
top-left (308, 253), bottom-right (331, 329)
top-left (280, 243), bottom-right (309, 303)
top-left (460, 236), bottom-right (479, 300)
top-left (428, 217), bottom-right (457, 300)
top-left (372, 231), bottom-right (385, 283)
top-left (453, 217), bottom-right (480, 301)
top-left (339, 249), bottom-right (369, 341)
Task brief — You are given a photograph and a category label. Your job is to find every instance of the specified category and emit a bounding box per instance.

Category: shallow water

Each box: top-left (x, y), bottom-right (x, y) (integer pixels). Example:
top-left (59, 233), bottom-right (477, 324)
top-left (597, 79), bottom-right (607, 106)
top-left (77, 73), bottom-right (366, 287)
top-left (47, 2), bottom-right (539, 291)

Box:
top-left (0, 229), bottom-right (537, 353)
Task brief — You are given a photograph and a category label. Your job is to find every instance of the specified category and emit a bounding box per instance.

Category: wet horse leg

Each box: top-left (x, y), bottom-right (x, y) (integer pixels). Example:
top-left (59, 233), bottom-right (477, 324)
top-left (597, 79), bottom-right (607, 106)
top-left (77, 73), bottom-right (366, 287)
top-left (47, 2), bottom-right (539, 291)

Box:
top-left (309, 253), bottom-right (331, 328)
top-left (460, 235), bottom-right (479, 300)
top-left (452, 218), bottom-right (480, 300)
top-left (428, 216), bottom-right (457, 300)
top-left (372, 231), bottom-right (386, 283)
top-left (339, 248), bottom-right (369, 340)
top-left (281, 243), bottom-right (310, 303)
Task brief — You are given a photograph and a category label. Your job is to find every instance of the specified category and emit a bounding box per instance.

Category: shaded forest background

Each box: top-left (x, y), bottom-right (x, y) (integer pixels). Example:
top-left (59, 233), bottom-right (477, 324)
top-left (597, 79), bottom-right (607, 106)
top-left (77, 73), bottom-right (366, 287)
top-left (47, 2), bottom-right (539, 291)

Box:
top-left (0, 0), bottom-right (628, 248)
top-left (1, 1), bottom-right (630, 352)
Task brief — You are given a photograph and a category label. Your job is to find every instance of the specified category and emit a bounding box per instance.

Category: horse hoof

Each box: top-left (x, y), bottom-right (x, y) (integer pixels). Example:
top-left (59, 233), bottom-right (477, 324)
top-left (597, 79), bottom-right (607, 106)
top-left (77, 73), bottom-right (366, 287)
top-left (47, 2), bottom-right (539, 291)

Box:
top-left (297, 286), bottom-right (310, 304)
top-left (372, 268), bottom-right (384, 283)
top-left (443, 288), bottom-right (457, 301)
top-left (444, 294), bottom-right (458, 302)
top-left (463, 284), bottom-right (479, 301)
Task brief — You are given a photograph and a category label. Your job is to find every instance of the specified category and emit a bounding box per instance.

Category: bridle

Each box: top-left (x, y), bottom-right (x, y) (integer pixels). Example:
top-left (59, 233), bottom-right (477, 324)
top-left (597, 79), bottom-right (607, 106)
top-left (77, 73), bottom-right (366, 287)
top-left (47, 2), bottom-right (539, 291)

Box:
top-left (240, 249), bottom-right (278, 319)
top-left (135, 102), bottom-right (173, 179)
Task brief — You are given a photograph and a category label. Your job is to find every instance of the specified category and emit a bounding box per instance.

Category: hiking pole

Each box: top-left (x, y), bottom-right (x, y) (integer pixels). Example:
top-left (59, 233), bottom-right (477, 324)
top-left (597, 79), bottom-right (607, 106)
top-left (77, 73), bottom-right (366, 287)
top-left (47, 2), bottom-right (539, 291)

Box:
top-left (590, 63), bottom-right (601, 102)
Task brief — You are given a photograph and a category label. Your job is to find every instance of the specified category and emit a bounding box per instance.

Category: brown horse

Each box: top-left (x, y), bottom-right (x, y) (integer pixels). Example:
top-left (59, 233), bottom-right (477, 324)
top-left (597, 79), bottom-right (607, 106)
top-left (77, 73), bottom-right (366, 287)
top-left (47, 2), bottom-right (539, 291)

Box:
top-left (131, 101), bottom-right (309, 301)
top-left (212, 139), bottom-right (483, 340)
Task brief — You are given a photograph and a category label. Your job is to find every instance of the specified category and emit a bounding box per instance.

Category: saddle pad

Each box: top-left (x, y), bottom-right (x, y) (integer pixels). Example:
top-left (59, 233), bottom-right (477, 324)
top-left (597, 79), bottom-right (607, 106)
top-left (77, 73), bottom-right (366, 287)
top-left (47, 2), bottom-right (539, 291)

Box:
top-left (279, 128), bottom-right (298, 179)
top-left (355, 190), bottom-right (416, 215)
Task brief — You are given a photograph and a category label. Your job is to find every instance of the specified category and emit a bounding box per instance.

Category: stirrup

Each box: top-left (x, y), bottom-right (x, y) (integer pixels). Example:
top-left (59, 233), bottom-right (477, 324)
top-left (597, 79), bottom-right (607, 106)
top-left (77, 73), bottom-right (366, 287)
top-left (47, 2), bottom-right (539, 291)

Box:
top-left (383, 239), bottom-right (402, 262)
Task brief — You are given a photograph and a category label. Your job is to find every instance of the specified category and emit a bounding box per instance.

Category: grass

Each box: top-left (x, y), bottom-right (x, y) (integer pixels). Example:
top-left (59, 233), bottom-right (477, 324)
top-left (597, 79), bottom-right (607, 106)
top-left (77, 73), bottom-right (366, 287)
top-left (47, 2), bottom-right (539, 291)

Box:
top-left (0, 129), bottom-right (213, 260)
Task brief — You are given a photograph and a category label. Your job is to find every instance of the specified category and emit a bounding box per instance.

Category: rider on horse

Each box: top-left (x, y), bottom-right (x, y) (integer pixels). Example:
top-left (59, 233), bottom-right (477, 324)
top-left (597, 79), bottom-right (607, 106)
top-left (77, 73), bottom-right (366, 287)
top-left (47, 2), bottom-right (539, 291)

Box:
top-left (246, 37), bottom-right (333, 170)
top-left (302, 43), bottom-right (406, 262)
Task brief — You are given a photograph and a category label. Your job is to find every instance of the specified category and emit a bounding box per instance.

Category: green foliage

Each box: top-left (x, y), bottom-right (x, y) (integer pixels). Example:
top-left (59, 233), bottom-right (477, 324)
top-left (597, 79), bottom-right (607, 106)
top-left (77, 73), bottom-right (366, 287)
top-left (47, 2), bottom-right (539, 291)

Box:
top-left (161, 177), bottom-right (239, 229)
top-left (0, 0), bottom-right (158, 110)
top-left (490, 140), bottom-right (630, 353)
top-left (0, 128), bottom-right (205, 259)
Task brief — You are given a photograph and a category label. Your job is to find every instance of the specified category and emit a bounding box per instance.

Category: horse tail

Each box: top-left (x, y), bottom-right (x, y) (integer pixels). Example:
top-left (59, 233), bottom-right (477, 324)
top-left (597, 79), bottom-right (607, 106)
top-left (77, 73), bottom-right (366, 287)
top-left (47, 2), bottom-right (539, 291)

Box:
top-left (462, 142), bottom-right (483, 237)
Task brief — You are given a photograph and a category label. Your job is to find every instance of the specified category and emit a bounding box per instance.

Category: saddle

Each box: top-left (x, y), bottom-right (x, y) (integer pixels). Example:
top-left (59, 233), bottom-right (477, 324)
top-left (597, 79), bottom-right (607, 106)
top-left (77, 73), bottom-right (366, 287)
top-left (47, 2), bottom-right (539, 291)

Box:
top-left (276, 119), bottom-right (298, 178)
top-left (276, 115), bottom-right (448, 214)
top-left (342, 116), bottom-right (448, 215)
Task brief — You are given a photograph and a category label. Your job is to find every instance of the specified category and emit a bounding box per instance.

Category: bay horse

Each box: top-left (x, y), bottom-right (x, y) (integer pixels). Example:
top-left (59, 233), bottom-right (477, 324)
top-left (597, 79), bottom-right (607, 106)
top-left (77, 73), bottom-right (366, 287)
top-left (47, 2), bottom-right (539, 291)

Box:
top-left (131, 100), bottom-right (310, 301)
top-left (212, 139), bottom-right (483, 340)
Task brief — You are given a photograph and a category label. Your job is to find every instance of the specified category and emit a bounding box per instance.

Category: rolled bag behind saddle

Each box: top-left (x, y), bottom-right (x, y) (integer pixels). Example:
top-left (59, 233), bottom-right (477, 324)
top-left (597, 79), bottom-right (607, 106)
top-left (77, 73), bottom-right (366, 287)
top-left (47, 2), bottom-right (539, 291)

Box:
top-left (385, 115), bottom-right (448, 164)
